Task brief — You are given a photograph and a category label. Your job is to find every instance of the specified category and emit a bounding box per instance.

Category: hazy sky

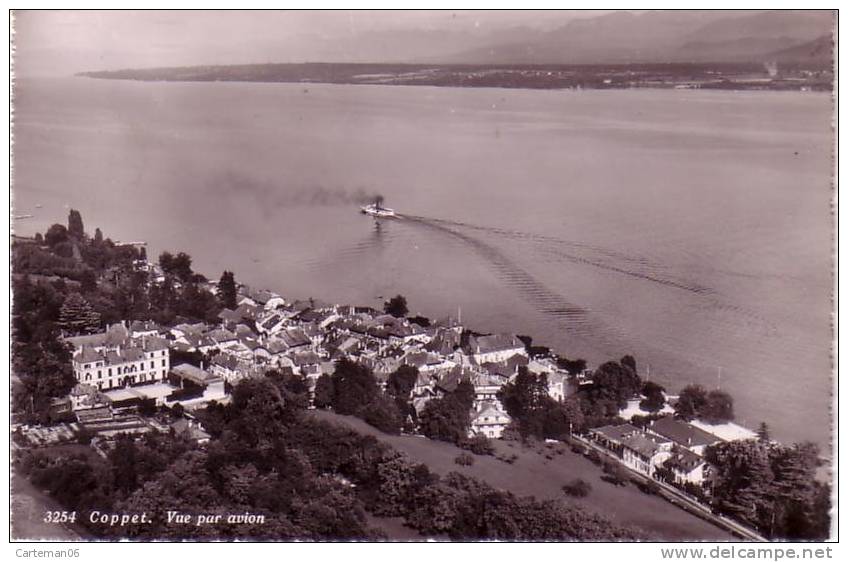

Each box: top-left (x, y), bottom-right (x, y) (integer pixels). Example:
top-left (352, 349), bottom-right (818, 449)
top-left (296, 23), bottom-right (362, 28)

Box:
top-left (12, 10), bottom-right (604, 77)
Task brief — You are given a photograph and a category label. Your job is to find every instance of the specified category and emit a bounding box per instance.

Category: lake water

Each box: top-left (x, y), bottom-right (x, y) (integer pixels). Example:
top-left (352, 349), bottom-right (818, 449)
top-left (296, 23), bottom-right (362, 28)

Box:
top-left (12, 77), bottom-right (834, 449)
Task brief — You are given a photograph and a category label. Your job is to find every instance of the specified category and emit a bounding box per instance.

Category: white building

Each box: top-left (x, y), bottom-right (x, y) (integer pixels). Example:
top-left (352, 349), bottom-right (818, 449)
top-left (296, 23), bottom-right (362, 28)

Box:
top-left (469, 401), bottom-right (512, 439)
top-left (468, 334), bottom-right (527, 364)
top-left (67, 327), bottom-right (170, 391)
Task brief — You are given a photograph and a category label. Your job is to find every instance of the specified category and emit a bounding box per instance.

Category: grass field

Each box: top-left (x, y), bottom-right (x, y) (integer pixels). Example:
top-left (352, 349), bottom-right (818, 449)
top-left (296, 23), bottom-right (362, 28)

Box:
top-left (311, 410), bottom-right (734, 541)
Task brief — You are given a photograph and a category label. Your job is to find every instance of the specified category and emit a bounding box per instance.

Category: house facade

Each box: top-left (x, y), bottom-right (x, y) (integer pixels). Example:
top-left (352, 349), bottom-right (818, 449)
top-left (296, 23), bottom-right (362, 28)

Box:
top-left (469, 401), bottom-right (512, 439)
top-left (69, 332), bottom-right (170, 391)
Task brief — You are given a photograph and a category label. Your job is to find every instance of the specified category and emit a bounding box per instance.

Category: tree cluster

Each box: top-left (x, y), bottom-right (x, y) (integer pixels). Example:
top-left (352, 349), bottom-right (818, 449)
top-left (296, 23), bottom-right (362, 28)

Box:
top-left (639, 381), bottom-right (666, 413)
top-left (313, 358), bottom-right (404, 435)
top-left (383, 294), bottom-right (408, 318)
top-left (705, 439), bottom-right (830, 539)
top-left (11, 276), bottom-right (76, 423)
top-left (417, 380), bottom-right (475, 444)
top-left (11, 211), bottom-right (232, 421)
top-left (18, 375), bottom-right (649, 540)
top-left (498, 367), bottom-right (584, 439)
top-left (575, 356), bottom-right (641, 427)
top-left (674, 384), bottom-right (735, 424)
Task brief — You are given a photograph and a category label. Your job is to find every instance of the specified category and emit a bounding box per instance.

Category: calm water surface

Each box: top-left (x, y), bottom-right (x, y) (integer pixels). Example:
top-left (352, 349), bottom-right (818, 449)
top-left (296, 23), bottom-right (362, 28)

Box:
top-left (12, 77), bottom-right (834, 448)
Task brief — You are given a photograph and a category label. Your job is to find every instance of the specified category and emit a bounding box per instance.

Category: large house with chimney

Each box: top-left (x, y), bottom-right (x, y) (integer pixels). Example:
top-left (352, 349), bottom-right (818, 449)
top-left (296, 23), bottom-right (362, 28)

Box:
top-left (66, 323), bottom-right (170, 391)
top-left (467, 333), bottom-right (527, 364)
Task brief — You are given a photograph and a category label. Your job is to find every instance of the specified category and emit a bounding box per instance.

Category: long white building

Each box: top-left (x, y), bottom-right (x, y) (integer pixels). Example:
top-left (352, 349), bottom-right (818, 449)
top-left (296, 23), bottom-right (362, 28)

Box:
top-left (66, 323), bottom-right (170, 391)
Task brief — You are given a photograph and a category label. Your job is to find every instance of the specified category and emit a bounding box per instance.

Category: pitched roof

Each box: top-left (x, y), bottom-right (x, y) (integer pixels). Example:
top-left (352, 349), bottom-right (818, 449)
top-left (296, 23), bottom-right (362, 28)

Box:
top-left (291, 351), bottom-right (321, 366)
top-left (218, 308), bottom-right (242, 322)
top-left (129, 320), bottom-right (160, 333)
top-left (650, 416), bottom-right (722, 448)
top-left (470, 334), bottom-right (525, 355)
top-left (121, 347), bottom-right (145, 362)
top-left (211, 353), bottom-right (240, 371)
top-left (591, 423), bottom-right (641, 443)
top-left (75, 346), bottom-right (102, 364)
top-left (265, 338), bottom-right (289, 354)
top-left (260, 314), bottom-right (283, 331)
top-left (281, 328), bottom-right (310, 348)
top-left (471, 402), bottom-right (511, 424)
top-left (435, 365), bottom-right (471, 393)
top-left (171, 418), bottom-right (211, 442)
top-left (171, 363), bottom-right (221, 385)
top-left (234, 324), bottom-right (258, 339)
top-left (666, 448), bottom-right (706, 473)
top-left (621, 433), bottom-right (668, 457)
top-left (207, 328), bottom-right (237, 343)
top-left (236, 303), bottom-right (261, 319)
top-left (142, 336), bottom-right (169, 352)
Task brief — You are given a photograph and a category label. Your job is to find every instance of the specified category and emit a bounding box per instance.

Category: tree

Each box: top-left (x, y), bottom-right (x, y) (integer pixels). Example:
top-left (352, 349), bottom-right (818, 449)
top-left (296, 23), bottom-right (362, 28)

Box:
top-left (498, 367), bottom-right (584, 439)
top-left (701, 390), bottom-right (734, 424)
top-left (498, 367), bottom-right (549, 421)
top-left (159, 251), bottom-right (193, 282)
top-left (94, 228), bottom-right (103, 244)
top-left (44, 224), bottom-right (69, 247)
top-left (177, 282), bottom-right (221, 323)
top-left (417, 380), bottom-right (476, 444)
top-left (68, 209), bottom-right (85, 239)
top-left (34, 232), bottom-right (43, 244)
top-left (452, 380), bottom-right (475, 413)
top-left (360, 394), bottom-right (403, 435)
top-left (386, 365), bottom-right (418, 400)
top-left (228, 378), bottom-right (287, 446)
top-left (58, 292), bottom-right (101, 335)
top-left (674, 384), bottom-right (708, 421)
top-left (562, 478), bottom-right (592, 497)
top-left (383, 294), bottom-right (408, 318)
top-left (418, 396), bottom-right (468, 443)
top-left (385, 365), bottom-right (419, 424)
top-left (620, 354), bottom-right (637, 374)
top-left (704, 439), bottom-right (828, 539)
top-left (313, 374), bottom-right (334, 409)
top-left (330, 358), bottom-right (379, 415)
top-left (265, 369), bottom-right (310, 414)
top-left (556, 356), bottom-right (587, 375)
top-left (583, 360), bottom-right (641, 409)
top-left (757, 422), bottom-right (772, 443)
top-left (639, 381), bottom-right (666, 413)
top-left (218, 270), bottom-right (238, 310)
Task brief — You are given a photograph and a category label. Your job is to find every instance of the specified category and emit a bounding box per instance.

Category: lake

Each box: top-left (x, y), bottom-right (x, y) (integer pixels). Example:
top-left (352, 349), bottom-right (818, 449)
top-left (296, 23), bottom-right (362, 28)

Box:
top-left (12, 77), bottom-right (834, 449)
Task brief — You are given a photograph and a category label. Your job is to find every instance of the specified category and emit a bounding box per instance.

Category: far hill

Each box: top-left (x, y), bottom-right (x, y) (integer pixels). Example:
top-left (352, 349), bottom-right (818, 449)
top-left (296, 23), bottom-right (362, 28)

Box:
top-left (438, 10), bottom-right (834, 65)
top-left (763, 35), bottom-right (835, 66)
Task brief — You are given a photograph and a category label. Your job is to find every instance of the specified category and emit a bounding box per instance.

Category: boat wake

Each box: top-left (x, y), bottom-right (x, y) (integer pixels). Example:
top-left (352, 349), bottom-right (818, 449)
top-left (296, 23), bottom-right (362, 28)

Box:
top-left (399, 213), bottom-right (775, 336)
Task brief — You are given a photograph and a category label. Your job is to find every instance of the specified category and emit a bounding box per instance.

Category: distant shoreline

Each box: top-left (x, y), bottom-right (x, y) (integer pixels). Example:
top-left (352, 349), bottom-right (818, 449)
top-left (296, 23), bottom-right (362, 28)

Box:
top-left (77, 61), bottom-right (833, 93)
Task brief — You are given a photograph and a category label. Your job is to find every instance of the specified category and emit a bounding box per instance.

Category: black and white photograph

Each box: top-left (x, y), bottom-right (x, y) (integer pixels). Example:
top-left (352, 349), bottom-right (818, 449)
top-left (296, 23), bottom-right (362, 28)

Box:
top-left (7, 7), bottom-right (838, 547)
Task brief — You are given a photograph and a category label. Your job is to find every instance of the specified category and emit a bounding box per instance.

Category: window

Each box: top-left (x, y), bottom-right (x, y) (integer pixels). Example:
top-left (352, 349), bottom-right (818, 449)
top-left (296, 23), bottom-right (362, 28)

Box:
top-left (108, 368), bottom-right (112, 376)
top-left (162, 359), bottom-right (166, 367)
top-left (150, 361), bottom-right (154, 369)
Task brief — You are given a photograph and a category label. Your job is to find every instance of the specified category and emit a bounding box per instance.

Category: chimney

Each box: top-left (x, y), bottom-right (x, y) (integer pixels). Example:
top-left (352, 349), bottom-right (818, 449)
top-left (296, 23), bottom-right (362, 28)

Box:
top-left (200, 360), bottom-right (204, 371)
